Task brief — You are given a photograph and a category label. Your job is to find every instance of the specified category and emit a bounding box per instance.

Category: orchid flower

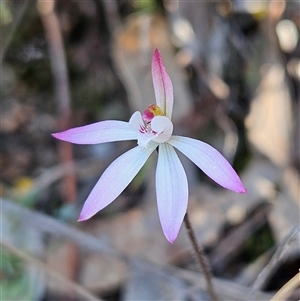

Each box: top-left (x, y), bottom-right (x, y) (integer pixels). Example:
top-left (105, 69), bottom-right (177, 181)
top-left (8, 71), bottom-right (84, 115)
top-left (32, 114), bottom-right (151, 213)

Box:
top-left (53, 49), bottom-right (246, 243)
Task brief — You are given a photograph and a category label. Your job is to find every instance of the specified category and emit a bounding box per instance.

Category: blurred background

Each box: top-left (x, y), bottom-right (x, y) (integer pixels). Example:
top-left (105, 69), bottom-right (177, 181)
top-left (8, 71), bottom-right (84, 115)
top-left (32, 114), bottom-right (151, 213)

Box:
top-left (1, 0), bottom-right (299, 300)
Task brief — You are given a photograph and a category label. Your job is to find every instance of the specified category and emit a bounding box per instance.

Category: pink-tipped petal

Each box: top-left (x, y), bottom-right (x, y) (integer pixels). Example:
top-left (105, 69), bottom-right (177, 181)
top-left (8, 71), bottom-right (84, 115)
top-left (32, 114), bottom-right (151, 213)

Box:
top-left (152, 49), bottom-right (174, 118)
top-left (168, 136), bottom-right (247, 193)
top-left (156, 143), bottom-right (188, 243)
top-left (52, 120), bottom-right (137, 144)
top-left (79, 143), bottom-right (157, 221)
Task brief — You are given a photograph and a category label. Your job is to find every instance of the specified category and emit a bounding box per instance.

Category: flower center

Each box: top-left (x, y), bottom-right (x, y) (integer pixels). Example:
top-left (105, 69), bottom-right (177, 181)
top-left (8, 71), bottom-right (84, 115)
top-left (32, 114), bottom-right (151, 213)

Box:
top-left (142, 104), bottom-right (164, 122)
top-left (139, 104), bottom-right (164, 135)
top-left (129, 105), bottom-right (173, 148)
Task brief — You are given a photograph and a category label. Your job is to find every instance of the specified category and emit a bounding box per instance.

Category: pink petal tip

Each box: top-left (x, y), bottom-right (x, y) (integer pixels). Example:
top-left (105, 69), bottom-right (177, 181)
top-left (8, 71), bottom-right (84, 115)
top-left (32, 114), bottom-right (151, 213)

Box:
top-left (77, 210), bottom-right (94, 222)
top-left (167, 237), bottom-right (175, 244)
top-left (238, 185), bottom-right (247, 194)
top-left (52, 133), bottom-right (60, 138)
top-left (77, 213), bottom-right (88, 222)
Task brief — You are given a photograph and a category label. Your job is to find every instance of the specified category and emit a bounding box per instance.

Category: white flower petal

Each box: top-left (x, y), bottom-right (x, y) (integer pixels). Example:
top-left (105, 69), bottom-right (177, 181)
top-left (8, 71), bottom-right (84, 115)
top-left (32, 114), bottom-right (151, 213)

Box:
top-left (52, 120), bottom-right (137, 144)
top-left (137, 131), bottom-right (159, 148)
top-left (152, 116), bottom-right (173, 143)
top-left (156, 143), bottom-right (188, 243)
top-left (79, 144), bottom-right (157, 221)
top-left (129, 111), bottom-right (143, 131)
top-left (168, 136), bottom-right (247, 193)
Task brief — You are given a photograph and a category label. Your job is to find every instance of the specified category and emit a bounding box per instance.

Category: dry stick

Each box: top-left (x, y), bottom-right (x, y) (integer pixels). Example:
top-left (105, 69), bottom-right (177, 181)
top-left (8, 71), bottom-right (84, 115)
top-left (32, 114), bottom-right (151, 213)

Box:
top-left (184, 212), bottom-right (219, 301)
top-left (210, 204), bottom-right (270, 275)
top-left (269, 272), bottom-right (300, 301)
top-left (249, 225), bottom-right (300, 297)
top-left (37, 0), bottom-right (79, 289)
top-left (37, 0), bottom-right (76, 204)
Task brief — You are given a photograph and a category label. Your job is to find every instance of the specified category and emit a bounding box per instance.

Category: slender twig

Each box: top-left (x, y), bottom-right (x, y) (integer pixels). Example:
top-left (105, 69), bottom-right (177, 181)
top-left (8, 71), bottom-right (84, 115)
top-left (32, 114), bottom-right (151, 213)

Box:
top-left (37, 0), bottom-right (76, 204)
top-left (37, 0), bottom-right (78, 286)
top-left (269, 272), bottom-right (300, 301)
top-left (249, 225), bottom-right (299, 297)
top-left (184, 212), bottom-right (219, 301)
top-left (210, 204), bottom-right (270, 274)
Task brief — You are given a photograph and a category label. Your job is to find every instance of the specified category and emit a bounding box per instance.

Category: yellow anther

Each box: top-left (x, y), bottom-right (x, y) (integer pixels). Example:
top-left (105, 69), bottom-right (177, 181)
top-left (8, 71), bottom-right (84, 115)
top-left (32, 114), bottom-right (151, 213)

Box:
top-left (142, 104), bottom-right (164, 122)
